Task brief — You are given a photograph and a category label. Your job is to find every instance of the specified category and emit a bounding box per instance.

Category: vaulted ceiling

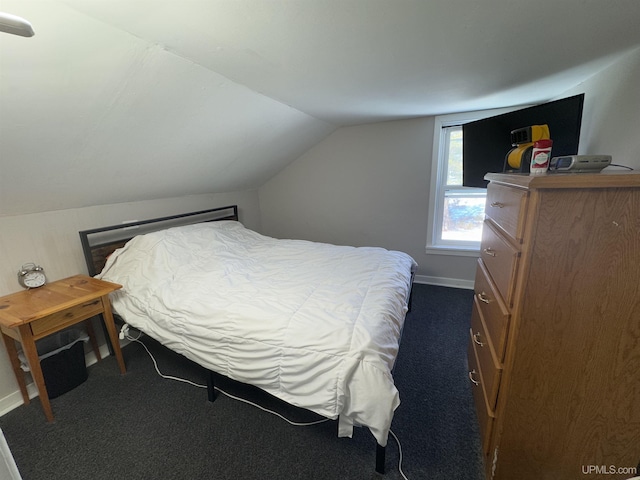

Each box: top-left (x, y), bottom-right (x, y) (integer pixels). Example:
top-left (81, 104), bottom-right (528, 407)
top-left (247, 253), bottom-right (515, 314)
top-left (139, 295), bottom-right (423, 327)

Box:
top-left (2, 0), bottom-right (640, 216)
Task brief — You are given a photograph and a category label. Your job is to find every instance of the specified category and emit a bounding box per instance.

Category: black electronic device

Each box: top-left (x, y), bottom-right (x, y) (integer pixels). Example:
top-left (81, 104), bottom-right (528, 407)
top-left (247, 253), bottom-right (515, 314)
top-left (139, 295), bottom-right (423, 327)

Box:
top-left (462, 94), bottom-right (584, 187)
top-left (504, 124), bottom-right (550, 174)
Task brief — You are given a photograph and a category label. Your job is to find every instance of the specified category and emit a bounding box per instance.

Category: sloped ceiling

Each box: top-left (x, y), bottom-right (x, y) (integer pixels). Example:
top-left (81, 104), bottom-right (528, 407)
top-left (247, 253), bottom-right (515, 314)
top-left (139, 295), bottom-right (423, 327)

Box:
top-left (2, 0), bottom-right (640, 216)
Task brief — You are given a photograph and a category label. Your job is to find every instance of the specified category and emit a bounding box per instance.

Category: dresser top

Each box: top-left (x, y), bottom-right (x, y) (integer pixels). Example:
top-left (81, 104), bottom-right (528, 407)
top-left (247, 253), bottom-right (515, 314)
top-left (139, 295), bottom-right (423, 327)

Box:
top-left (485, 171), bottom-right (640, 189)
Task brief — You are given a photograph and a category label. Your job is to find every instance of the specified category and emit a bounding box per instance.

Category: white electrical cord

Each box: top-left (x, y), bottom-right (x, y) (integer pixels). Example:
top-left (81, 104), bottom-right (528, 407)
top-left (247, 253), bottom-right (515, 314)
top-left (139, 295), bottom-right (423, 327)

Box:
top-left (125, 328), bottom-right (207, 389)
top-left (390, 429), bottom-right (409, 480)
top-left (122, 325), bottom-right (329, 426)
top-left (122, 324), bottom-right (410, 479)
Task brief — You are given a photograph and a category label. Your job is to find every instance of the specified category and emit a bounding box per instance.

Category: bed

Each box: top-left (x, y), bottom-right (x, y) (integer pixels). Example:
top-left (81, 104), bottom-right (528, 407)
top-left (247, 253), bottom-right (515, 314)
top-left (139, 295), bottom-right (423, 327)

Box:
top-left (79, 205), bottom-right (416, 474)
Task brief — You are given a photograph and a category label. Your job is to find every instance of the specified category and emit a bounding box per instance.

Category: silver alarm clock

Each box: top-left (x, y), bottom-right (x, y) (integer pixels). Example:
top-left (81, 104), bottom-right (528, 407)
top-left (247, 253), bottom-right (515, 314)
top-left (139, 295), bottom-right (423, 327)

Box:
top-left (18, 263), bottom-right (47, 289)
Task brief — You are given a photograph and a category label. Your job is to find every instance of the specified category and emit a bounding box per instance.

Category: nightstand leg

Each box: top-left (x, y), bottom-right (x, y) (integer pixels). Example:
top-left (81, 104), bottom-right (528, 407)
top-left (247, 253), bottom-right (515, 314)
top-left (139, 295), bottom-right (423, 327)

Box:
top-left (18, 325), bottom-right (54, 422)
top-left (84, 319), bottom-right (102, 361)
top-left (1, 332), bottom-right (30, 405)
top-left (101, 296), bottom-right (126, 375)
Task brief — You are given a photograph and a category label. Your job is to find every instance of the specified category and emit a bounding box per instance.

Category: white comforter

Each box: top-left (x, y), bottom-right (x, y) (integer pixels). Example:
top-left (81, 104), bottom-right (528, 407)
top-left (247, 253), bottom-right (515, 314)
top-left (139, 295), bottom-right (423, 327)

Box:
top-left (97, 221), bottom-right (416, 446)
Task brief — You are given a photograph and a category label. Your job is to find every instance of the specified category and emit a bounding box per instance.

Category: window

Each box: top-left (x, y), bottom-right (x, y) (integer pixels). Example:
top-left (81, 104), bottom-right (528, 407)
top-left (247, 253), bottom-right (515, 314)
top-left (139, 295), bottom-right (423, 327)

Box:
top-left (426, 108), bottom-right (515, 256)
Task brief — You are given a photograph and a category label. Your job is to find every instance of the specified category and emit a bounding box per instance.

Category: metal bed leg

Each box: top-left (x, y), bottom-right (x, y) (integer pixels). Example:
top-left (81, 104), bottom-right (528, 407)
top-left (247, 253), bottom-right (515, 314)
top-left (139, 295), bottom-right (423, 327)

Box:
top-left (209, 367), bottom-right (387, 474)
top-left (407, 273), bottom-right (415, 313)
top-left (207, 371), bottom-right (217, 402)
top-left (375, 443), bottom-right (386, 474)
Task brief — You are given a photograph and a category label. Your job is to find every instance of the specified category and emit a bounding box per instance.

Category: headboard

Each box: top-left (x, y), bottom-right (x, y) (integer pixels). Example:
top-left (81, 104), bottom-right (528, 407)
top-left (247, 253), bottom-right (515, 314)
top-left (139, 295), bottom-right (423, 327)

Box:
top-left (79, 205), bottom-right (238, 277)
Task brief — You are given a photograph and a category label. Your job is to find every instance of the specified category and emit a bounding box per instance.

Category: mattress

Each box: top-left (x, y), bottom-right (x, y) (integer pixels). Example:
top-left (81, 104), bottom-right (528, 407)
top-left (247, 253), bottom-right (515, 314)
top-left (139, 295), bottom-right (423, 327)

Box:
top-left (97, 221), bottom-right (416, 446)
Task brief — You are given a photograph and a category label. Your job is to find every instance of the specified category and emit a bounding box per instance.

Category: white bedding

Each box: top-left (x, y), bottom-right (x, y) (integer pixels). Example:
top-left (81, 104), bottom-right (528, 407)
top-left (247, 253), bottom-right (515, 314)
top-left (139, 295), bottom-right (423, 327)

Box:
top-left (97, 221), bottom-right (416, 446)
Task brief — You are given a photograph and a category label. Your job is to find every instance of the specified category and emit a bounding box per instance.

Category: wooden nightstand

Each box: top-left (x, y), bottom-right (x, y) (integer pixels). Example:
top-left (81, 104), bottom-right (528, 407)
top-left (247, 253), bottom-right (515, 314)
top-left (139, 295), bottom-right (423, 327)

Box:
top-left (0, 275), bottom-right (126, 422)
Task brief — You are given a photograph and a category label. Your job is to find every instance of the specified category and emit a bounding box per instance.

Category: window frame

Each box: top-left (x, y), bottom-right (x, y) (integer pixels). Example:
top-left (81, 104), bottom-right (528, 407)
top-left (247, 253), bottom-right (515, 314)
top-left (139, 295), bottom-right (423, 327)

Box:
top-left (426, 107), bottom-right (516, 256)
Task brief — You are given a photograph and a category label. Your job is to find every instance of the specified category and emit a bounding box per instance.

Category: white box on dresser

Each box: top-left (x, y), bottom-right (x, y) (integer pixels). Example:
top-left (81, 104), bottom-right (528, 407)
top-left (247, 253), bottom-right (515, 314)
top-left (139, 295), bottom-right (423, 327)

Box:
top-left (468, 171), bottom-right (640, 480)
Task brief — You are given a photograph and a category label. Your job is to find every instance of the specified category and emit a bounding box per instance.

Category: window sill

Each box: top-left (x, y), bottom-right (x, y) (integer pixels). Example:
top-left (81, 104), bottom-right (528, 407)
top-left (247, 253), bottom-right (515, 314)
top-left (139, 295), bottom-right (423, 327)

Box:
top-left (425, 245), bottom-right (481, 257)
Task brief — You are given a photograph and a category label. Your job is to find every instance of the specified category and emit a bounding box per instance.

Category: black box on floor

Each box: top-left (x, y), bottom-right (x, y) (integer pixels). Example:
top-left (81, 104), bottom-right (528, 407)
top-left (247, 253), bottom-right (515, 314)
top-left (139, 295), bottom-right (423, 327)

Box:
top-left (23, 329), bottom-right (89, 399)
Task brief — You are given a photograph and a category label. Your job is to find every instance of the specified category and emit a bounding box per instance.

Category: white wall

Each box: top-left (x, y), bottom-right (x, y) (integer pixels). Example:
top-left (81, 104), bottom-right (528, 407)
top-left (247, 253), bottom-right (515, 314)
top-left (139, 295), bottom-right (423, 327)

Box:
top-left (258, 117), bottom-right (479, 287)
top-left (259, 46), bottom-right (640, 287)
top-left (570, 46), bottom-right (640, 170)
top-left (0, 190), bottom-right (260, 412)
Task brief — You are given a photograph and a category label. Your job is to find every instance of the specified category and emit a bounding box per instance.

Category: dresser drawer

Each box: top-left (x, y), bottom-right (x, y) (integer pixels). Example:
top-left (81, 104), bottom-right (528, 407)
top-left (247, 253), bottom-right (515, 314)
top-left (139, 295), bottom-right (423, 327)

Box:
top-left (468, 336), bottom-right (495, 455)
top-left (480, 220), bottom-right (520, 306)
top-left (485, 182), bottom-right (528, 243)
top-left (470, 304), bottom-right (502, 408)
top-left (474, 260), bottom-right (511, 361)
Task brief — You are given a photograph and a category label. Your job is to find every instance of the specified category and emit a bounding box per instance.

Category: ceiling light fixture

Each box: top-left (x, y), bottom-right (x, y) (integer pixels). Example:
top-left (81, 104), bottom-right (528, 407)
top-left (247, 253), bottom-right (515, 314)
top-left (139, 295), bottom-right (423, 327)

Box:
top-left (0, 12), bottom-right (35, 37)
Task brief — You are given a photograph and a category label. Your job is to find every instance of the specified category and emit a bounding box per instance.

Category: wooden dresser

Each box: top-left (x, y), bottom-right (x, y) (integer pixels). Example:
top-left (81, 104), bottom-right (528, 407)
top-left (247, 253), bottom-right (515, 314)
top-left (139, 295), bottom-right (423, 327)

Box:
top-left (468, 171), bottom-right (640, 480)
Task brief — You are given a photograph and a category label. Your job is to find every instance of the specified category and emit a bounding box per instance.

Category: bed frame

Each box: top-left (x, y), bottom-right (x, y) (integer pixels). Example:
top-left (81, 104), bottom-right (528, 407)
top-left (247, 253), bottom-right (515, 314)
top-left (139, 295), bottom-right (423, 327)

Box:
top-left (79, 205), bottom-right (239, 277)
top-left (78, 204), bottom-right (402, 475)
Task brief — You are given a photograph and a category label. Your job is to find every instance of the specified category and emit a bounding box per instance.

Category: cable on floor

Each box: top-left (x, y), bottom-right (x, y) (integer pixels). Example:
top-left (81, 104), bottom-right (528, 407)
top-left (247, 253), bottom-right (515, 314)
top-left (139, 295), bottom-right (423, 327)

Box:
top-left (122, 324), bottom-right (410, 479)
top-left (390, 428), bottom-right (409, 480)
top-left (122, 325), bottom-right (329, 427)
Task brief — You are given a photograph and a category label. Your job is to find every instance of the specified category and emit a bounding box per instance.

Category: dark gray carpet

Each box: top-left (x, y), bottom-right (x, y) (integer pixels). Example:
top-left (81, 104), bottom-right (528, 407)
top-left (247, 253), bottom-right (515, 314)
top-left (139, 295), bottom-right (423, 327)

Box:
top-left (0, 284), bottom-right (484, 479)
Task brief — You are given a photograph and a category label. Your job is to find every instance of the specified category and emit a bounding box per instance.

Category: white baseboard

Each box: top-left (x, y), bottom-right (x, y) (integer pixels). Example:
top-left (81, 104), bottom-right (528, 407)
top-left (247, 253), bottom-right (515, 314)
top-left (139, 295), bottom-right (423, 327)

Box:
top-left (414, 274), bottom-right (474, 290)
top-left (0, 344), bottom-right (112, 418)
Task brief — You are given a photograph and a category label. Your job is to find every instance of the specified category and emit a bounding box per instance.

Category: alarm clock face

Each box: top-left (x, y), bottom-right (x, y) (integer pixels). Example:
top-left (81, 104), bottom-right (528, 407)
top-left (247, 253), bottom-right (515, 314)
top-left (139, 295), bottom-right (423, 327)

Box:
top-left (23, 270), bottom-right (46, 288)
top-left (18, 263), bottom-right (47, 289)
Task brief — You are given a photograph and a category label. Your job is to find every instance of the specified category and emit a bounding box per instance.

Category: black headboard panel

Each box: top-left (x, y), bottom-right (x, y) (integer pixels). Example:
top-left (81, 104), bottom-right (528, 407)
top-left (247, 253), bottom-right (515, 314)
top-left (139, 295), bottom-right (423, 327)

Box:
top-left (79, 205), bottom-right (238, 276)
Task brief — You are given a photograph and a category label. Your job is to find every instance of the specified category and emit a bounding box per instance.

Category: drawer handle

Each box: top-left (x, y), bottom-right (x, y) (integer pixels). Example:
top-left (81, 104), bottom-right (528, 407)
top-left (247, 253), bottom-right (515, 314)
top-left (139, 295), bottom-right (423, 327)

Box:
top-left (490, 202), bottom-right (505, 208)
top-left (468, 369), bottom-right (480, 386)
top-left (478, 292), bottom-right (491, 304)
top-left (473, 332), bottom-right (485, 347)
top-left (483, 248), bottom-right (497, 257)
